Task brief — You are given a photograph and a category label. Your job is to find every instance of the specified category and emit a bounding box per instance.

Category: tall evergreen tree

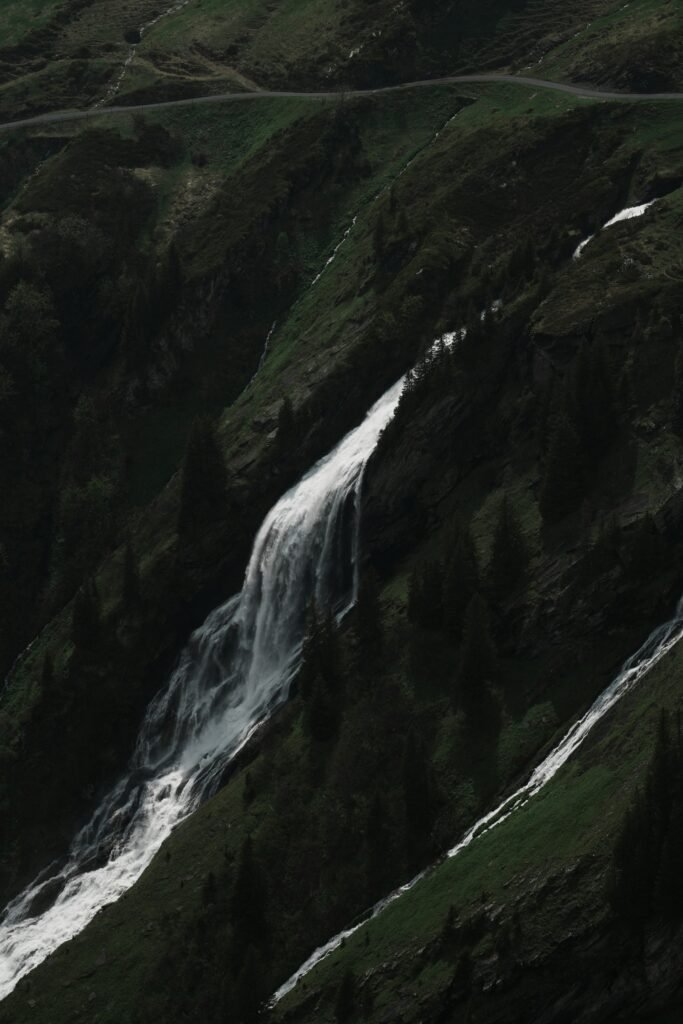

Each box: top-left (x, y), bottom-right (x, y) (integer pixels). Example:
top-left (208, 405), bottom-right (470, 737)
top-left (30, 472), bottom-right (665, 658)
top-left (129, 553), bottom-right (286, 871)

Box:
top-left (673, 343), bottom-right (683, 434)
top-left (407, 561), bottom-right (443, 629)
top-left (402, 733), bottom-right (435, 860)
top-left (177, 416), bottom-right (228, 541)
top-left (40, 652), bottom-right (54, 691)
top-left (457, 593), bottom-right (497, 703)
top-left (72, 578), bottom-right (100, 651)
top-left (335, 968), bottom-right (356, 1022)
top-left (122, 536), bottom-right (141, 608)
top-left (234, 945), bottom-right (265, 1023)
top-left (231, 836), bottom-right (267, 950)
top-left (443, 524), bottom-right (479, 641)
top-left (539, 403), bottom-right (585, 524)
top-left (488, 494), bottom-right (529, 600)
top-left (355, 569), bottom-right (383, 658)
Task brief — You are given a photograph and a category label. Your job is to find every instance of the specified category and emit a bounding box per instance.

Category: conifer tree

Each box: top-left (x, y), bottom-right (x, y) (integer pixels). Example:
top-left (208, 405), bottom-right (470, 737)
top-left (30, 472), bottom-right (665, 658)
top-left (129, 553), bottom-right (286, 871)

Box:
top-left (335, 969), bottom-right (356, 1022)
top-left (539, 404), bottom-right (585, 524)
top-left (673, 344), bottom-right (683, 434)
top-left (355, 569), bottom-right (383, 657)
top-left (457, 593), bottom-right (497, 702)
top-left (402, 733), bottom-right (435, 855)
top-left (366, 792), bottom-right (392, 895)
top-left (488, 494), bottom-right (529, 600)
top-left (407, 562), bottom-right (443, 629)
top-left (177, 416), bottom-right (228, 541)
top-left (231, 836), bottom-right (267, 950)
top-left (572, 340), bottom-right (616, 453)
top-left (443, 525), bottom-right (480, 640)
top-left (122, 537), bottom-right (140, 608)
top-left (276, 397), bottom-right (295, 451)
top-left (235, 945), bottom-right (265, 1023)
top-left (72, 578), bottom-right (100, 651)
top-left (40, 652), bottom-right (54, 691)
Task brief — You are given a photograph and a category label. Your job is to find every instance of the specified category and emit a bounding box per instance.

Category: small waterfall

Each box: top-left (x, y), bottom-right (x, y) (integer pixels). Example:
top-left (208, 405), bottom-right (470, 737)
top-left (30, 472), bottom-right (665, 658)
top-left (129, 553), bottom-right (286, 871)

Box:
top-left (0, 378), bottom-right (404, 999)
top-left (272, 596), bottom-right (683, 1004)
top-left (573, 200), bottom-right (657, 259)
top-left (94, 0), bottom-right (193, 108)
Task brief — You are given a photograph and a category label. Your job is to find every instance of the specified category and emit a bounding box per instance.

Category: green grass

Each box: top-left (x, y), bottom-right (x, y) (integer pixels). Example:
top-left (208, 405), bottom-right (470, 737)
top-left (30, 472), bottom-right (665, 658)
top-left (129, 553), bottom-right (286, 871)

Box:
top-left (0, 0), bottom-right (62, 47)
top-left (276, 636), bottom-right (683, 1018)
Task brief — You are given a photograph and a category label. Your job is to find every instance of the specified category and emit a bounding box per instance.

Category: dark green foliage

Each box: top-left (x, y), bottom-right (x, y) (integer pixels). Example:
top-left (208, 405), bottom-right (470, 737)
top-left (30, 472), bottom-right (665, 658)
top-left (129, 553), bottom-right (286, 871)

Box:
top-left (408, 561), bottom-right (444, 630)
top-left (231, 837), bottom-right (268, 950)
top-left (609, 710), bottom-right (683, 924)
top-left (40, 653), bottom-right (54, 692)
top-left (71, 578), bottom-right (100, 651)
top-left (300, 610), bottom-right (343, 741)
top-left (539, 403), bottom-right (585, 524)
top-left (443, 524), bottom-right (480, 640)
top-left (277, 398), bottom-right (295, 452)
top-left (402, 733), bottom-right (435, 858)
top-left (672, 343), bottom-right (683, 434)
top-left (177, 417), bottom-right (228, 542)
top-left (572, 340), bottom-right (617, 453)
top-left (122, 538), bottom-right (141, 608)
top-left (335, 968), bottom-right (356, 1022)
top-left (355, 570), bottom-right (383, 658)
top-left (457, 593), bottom-right (497, 701)
top-left (235, 945), bottom-right (265, 1023)
top-left (488, 494), bottom-right (529, 600)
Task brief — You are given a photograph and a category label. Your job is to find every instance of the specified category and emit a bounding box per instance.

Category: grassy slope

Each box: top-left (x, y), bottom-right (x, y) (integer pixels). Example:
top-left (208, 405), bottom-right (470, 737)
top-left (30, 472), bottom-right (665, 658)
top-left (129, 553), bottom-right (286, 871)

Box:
top-left (0, 81), bottom-right (472, 900)
top-left (3, 84), bottom-right (683, 1022)
top-left (275, 635), bottom-right (683, 1024)
top-left (1, 0), bottom-right (681, 119)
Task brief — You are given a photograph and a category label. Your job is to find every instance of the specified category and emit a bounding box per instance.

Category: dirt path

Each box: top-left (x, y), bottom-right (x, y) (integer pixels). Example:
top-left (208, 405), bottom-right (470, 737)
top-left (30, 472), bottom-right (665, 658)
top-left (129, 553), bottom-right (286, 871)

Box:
top-left (0, 73), bottom-right (681, 134)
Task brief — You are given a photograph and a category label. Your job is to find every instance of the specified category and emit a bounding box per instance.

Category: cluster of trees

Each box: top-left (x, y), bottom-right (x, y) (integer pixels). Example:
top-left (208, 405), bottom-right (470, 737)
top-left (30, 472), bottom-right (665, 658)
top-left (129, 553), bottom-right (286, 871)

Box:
top-left (609, 709), bottom-right (683, 925)
top-left (539, 339), bottom-right (617, 524)
top-left (177, 416), bottom-right (229, 547)
top-left (407, 495), bottom-right (529, 711)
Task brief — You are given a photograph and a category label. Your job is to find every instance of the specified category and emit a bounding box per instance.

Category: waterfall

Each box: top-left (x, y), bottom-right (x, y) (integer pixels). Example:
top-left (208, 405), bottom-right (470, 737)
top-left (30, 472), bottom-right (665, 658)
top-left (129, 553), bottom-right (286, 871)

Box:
top-left (272, 595), bottom-right (683, 1004)
top-left (0, 377), bottom-right (404, 1000)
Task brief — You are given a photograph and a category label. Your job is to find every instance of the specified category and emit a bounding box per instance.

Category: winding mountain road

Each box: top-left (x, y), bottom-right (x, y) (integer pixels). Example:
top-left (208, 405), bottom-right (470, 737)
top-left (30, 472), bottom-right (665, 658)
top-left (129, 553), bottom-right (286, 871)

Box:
top-left (0, 73), bottom-right (681, 134)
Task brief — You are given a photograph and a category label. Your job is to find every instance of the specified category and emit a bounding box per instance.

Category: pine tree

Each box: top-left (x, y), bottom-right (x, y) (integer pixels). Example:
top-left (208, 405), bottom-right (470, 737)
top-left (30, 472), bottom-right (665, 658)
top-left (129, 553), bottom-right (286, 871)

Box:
top-left (301, 610), bottom-right (343, 741)
top-left (457, 593), bottom-right (497, 704)
top-left (72, 578), bottom-right (100, 651)
top-left (572, 340), bottom-right (616, 453)
top-left (235, 945), bottom-right (265, 1023)
top-left (373, 210), bottom-right (387, 259)
top-left (366, 793), bottom-right (392, 896)
top-left (488, 494), bottom-right (528, 600)
top-left (443, 525), bottom-right (479, 641)
top-left (276, 397), bottom-right (295, 451)
top-left (355, 569), bottom-right (383, 657)
top-left (40, 652), bottom-right (54, 691)
top-left (673, 344), bottom-right (683, 434)
top-left (407, 562), bottom-right (443, 629)
top-left (231, 837), bottom-right (267, 950)
top-left (402, 733), bottom-right (435, 859)
top-left (122, 537), bottom-right (140, 607)
top-left (539, 404), bottom-right (585, 524)
top-left (177, 416), bottom-right (228, 541)
top-left (335, 969), bottom-right (356, 1022)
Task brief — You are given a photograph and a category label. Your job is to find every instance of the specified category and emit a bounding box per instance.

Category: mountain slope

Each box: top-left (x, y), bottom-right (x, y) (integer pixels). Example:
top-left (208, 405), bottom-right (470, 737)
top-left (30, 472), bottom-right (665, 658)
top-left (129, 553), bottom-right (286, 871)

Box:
top-left (2, 3), bottom-right (683, 1023)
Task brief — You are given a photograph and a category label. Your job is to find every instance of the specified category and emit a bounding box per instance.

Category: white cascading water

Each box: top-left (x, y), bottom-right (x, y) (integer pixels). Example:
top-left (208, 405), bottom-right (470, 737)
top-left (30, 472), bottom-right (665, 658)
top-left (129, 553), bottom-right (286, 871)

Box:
top-left (573, 200), bottom-right (657, 259)
top-left (273, 594), bottom-right (683, 1003)
top-left (0, 376), bottom-right (405, 1000)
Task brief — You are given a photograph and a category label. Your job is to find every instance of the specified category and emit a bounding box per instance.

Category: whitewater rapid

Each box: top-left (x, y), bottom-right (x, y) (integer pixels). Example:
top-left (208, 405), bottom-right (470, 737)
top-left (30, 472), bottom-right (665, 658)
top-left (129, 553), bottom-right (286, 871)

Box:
top-left (273, 596), bottom-right (683, 1003)
top-left (573, 200), bottom-right (657, 259)
top-left (0, 377), bottom-right (404, 999)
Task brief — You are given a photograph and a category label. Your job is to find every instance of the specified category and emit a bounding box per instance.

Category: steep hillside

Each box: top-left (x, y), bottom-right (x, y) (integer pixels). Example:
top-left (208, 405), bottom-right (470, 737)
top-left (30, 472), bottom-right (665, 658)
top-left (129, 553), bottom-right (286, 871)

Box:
top-left (2, 3), bottom-right (683, 1024)
top-left (0, 0), bottom-right (681, 119)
